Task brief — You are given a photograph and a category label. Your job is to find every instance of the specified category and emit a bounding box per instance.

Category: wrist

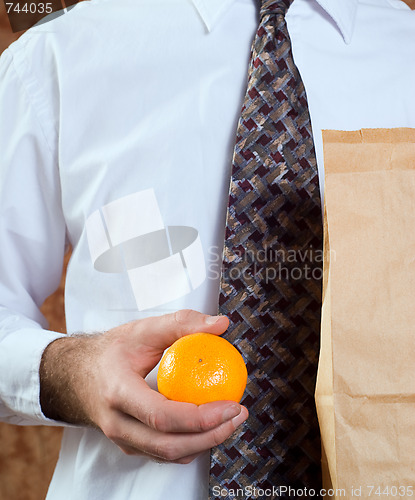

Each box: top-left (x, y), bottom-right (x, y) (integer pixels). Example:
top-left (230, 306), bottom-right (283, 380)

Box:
top-left (39, 334), bottom-right (100, 425)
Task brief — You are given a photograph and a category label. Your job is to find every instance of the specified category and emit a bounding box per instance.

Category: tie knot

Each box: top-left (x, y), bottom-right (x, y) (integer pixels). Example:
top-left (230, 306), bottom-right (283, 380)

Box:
top-left (260, 0), bottom-right (293, 17)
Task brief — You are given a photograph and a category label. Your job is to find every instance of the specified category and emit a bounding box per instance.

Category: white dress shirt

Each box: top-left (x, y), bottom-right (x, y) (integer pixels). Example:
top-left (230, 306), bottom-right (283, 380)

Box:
top-left (0, 0), bottom-right (414, 498)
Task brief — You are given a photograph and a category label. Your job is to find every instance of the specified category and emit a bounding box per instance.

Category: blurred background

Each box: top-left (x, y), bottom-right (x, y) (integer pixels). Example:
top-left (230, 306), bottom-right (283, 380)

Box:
top-left (0, 2), bottom-right (80, 499)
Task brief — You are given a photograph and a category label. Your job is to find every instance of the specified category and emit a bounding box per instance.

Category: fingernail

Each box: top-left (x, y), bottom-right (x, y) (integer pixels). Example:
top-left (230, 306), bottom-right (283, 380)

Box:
top-left (222, 404), bottom-right (241, 422)
top-left (232, 408), bottom-right (248, 428)
top-left (206, 315), bottom-right (222, 325)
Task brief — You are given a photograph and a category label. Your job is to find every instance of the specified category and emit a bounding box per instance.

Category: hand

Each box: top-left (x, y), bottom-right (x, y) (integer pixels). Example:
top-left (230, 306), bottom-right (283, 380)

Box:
top-left (40, 309), bottom-right (249, 464)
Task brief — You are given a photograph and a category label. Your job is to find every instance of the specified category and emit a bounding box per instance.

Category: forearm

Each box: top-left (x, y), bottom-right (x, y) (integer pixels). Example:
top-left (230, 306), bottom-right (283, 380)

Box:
top-left (39, 334), bottom-right (101, 426)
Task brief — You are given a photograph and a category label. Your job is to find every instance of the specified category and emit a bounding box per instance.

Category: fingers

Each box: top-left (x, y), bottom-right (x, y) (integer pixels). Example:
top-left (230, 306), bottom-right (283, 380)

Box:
top-left (136, 309), bottom-right (230, 349)
top-left (108, 406), bottom-right (249, 463)
top-left (116, 377), bottom-right (243, 433)
top-left (146, 398), bottom-right (243, 434)
top-left (96, 308), bottom-right (244, 464)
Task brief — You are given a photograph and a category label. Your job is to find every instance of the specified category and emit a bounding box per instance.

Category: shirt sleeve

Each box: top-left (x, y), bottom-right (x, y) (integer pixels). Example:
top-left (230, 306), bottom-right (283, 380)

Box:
top-left (0, 45), bottom-right (67, 426)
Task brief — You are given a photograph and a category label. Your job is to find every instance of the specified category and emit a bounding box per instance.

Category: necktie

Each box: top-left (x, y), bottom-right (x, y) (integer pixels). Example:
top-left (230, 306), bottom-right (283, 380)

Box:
top-left (209, 0), bottom-right (323, 497)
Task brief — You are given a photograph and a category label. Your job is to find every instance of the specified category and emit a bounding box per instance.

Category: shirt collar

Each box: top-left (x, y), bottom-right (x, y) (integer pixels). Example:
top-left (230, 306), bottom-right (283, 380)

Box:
top-left (190, 0), bottom-right (358, 44)
top-left (314, 0), bottom-right (358, 44)
top-left (191, 0), bottom-right (236, 32)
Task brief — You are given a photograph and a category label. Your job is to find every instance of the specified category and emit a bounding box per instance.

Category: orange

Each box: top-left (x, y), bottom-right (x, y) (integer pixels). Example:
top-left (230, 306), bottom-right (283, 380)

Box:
top-left (157, 332), bottom-right (248, 405)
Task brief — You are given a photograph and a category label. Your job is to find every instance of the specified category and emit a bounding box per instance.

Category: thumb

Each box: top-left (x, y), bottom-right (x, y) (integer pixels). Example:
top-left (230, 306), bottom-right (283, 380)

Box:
top-left (137, 309), bottom-right (229, 349)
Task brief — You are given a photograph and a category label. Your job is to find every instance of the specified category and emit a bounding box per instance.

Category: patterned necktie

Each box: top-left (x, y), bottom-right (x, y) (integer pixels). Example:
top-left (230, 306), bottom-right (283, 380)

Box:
top-left (209, 0), bottom-right (323, 497)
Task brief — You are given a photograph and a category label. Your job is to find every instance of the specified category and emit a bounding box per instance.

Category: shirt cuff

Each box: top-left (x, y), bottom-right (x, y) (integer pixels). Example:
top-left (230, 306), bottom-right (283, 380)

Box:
top-left (0, 327), bottom-right (67, 426)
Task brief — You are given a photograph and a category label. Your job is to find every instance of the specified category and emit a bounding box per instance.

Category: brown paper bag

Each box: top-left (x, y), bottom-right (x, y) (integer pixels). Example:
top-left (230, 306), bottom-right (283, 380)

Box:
top-left (315, 128), bottom-right (415, 499)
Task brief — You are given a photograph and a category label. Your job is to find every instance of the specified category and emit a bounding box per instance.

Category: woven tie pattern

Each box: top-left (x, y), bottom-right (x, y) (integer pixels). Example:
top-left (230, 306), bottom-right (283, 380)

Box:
top-left (209, 0), bottom-right (323, 498)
